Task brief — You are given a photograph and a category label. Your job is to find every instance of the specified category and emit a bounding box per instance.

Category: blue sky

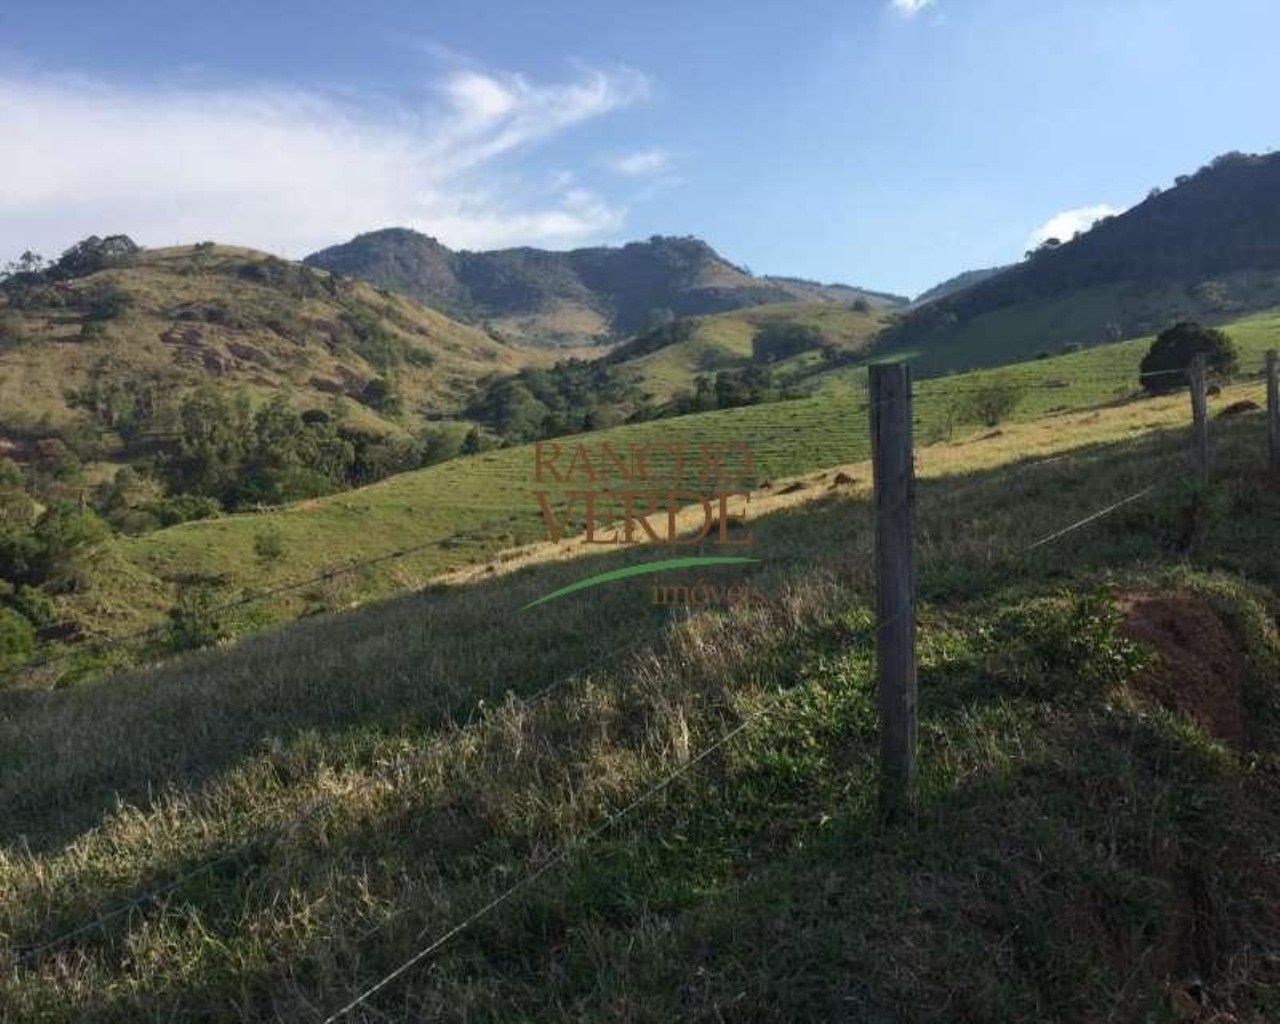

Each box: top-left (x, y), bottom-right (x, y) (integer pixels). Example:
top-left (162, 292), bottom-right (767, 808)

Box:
top-left (2, 0), bottom-right (1277, 297)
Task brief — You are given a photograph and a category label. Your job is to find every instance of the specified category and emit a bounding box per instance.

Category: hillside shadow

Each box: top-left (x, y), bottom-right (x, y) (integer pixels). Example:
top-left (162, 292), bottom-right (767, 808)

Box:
top-left (1, 415), bottom-right (1271, 855)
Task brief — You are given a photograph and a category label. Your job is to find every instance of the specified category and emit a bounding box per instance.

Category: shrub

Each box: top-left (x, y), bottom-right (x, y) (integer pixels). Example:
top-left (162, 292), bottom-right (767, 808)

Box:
top-left (0, 607), bottom-right (36, 671)
top-left (956, 379), bottom-right (1024, 427)
top-left (253, 527), bottom-right (287, 564)
top-left (81, 281), bottom-right (133, 322)
top-left (165, 585), bottom-right (230, 653)
top-left (1139, 321), bottom-right (1239, 393)
top-left (11, 584), bottom-right (56, 627)
top-left (987, 590), bottom-right (1151, 697)
top-left (150, 494), bottom-right (221, 527)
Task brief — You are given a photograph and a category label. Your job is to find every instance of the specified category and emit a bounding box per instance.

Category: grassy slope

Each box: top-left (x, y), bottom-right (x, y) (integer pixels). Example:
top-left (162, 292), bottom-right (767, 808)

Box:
top-left (2, 395), bottom-right (1278, 1019)
top-left (881, 272), bottom-right (1280, 376)
top-left (616, 302), bottom-right (885, 401)
top-left (43, 306), bottom-right (1280, 650)
top-left (0, 245), bottom-right (538, 439)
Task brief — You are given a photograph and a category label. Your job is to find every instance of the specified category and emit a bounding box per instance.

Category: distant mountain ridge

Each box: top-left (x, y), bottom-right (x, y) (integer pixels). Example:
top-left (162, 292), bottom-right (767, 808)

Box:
top-left (880, 150), bottom-right (1280, 370)
top-left (911, 266), bottom-right (1008, 306)
top-left (304, 230), bottom-right (909, 347)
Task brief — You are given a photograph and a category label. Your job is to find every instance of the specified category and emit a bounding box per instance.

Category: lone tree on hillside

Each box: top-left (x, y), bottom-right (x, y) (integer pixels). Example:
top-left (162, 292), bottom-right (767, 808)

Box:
top-left (956, 379), bottom-right (1024, 428)
top-left (1139, 321), bottom-right (1238, 393)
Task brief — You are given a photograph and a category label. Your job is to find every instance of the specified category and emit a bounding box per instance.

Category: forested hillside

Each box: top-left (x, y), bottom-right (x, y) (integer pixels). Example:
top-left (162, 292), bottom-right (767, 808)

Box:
top-left (880, 151), bottom-right (1280, 371)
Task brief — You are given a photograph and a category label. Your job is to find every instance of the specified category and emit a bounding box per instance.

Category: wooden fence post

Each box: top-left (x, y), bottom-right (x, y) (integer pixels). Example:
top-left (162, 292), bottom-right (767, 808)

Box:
top-left (1268, 350), bottom-right (1279, 470)
top-left (869, 363), bottom-right (917, 819)
top-left (1188, 353), bottom-right (1209, 486)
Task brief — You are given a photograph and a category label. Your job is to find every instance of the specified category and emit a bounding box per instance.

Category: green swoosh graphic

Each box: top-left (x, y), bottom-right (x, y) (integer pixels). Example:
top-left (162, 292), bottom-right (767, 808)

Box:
top-left (523, 556), bottom-right (759, 610)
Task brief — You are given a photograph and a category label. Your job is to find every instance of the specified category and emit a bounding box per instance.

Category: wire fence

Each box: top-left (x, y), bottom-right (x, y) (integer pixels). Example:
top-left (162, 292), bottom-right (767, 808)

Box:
top-left (3, 351), bottom-right (1276, 1017)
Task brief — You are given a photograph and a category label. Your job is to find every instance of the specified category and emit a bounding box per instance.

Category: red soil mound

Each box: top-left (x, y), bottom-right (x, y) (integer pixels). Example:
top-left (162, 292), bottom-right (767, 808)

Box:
top-left (1118, 591), bottom-right (1247, 748)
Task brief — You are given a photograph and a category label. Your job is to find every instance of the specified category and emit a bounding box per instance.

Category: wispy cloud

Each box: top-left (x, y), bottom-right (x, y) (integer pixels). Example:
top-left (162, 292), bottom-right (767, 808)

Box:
top-left (1028, 203), bottom-right (1123, 248)
top-left (609, 149), bottom-right (672, 177)
top-left (0, 64), bottom-right (649, 262)
top-left (889, 0), bottom-right (935, 17)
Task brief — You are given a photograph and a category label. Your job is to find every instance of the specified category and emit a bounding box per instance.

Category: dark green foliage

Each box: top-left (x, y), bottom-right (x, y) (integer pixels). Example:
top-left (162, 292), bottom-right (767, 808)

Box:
top-left (359, 377), bottom-right (402, 416)
top-left (148, 494), bottom-right (221, 527)
top-left (0, 469), bottom-right (37, 533)
top-left (339, 309), bottom-right (406, 373)
top-left (80, 281), bottom-right (132, 322)
top-left (0, 532), bottom-right (43, 585)
top-left (165, 585), bottom-right (229, 653)
top-left (985, 589), bottom-right (1152, 697)
top-left (1139, 321), bottom-right (1240, 392)
top-left (168, 387), bottom-right (253, 499)
top-left (671, 366), bottom-right (781, 415)
top-left (460, 426), bottom-right (494, 455)
top-left (751, 322), bottom-right (825, 363)
top-left (0, 607), bottom-right (35, 671)
top-left (47, 235), bottom-right (140, 280)
top-left (465, 359), bottom-right (650, 443)
top-left (11, 584), bottom-right (56, 628)
top-left (604, 317), bottom-right (696, 363)
top-left (33, 504), bottom-right (110, 585)
top-left (953, 378), bottom-right (1025, 427)
top-left (232, 256), bottom-right (328, 299)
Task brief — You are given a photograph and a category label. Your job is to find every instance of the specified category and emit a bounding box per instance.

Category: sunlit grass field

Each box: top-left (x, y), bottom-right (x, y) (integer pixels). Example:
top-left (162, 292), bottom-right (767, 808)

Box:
top-left (45, 305), bottom-right (1278, 655)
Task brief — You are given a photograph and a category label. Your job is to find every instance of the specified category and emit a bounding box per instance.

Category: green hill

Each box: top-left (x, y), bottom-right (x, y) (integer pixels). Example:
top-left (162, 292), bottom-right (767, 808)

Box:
top-left (605, 301), bottom-right (888, 401)
top-left (303, 230), bottom-right (909, 347)
top-left (0, 242), bottom-right (534, 444)
top-left (16, 304), bottom-right (1278, 674)
top-left (881, 150), bottom-right (1280, 373)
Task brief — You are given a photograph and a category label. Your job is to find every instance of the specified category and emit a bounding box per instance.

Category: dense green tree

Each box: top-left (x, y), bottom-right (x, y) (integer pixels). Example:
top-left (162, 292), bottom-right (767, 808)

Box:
top-left (171, 386), bottom-right (253, 497)
top-left (1139, 321), bottom-right (1239, 393)
top-left (0, 607), bottom-right (36, 670)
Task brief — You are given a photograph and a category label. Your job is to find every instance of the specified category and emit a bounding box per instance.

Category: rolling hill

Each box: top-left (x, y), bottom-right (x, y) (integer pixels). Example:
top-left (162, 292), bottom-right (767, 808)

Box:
top-left (880, 150), bottom-right (1280, 372)
top-left (0, 242), bottom-right (539, 445)
top-left (16, 304), bottom-right (1277, 675)
top-left (604, 300), bottom-right (889, 401)
top-left (303, 230), bottom-right (909, 347)
top-left (0, 240), bottom-right (550, 476)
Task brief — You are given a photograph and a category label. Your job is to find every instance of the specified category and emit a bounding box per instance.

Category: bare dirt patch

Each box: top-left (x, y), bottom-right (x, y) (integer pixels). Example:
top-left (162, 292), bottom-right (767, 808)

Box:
top-left (1118, 591), bottom-right (1247, 748)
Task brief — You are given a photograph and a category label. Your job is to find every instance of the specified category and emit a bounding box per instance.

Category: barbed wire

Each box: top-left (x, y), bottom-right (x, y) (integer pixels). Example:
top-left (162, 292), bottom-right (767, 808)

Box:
top-left (6, 359), bottom-right (1245, 686)
top-left (313, 465), bottom-right (1177, 1021)
top-left (6, 378), bottom-right (1227, 1007)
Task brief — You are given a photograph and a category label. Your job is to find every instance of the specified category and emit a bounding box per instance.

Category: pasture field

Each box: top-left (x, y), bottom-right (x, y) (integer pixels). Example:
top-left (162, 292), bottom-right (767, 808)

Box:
top-left (3, 392), bottom-right (1278, 1020)
top-left (39, 306), bottom-right (1280, 661)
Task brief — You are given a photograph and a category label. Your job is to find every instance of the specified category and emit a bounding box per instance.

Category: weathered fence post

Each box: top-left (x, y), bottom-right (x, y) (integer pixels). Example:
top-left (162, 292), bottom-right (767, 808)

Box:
top-left (869, 363), bottom-right (917, 819)
top-left (1188, 353), bottom-right (1209, 486)
top-left (1268, 350), bottom-right (1279, 470)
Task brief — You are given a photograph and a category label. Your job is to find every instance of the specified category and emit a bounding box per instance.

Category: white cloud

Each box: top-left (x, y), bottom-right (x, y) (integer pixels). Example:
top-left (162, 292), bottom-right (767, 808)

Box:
top-left (1028, 203), bottom-right (1123, 248)
top-left (0, 64), bottom-right (650, 263)
top-left (889, 0), bottom-right (935, 16)
top-left (609, 149), bottom-right (671, 177)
